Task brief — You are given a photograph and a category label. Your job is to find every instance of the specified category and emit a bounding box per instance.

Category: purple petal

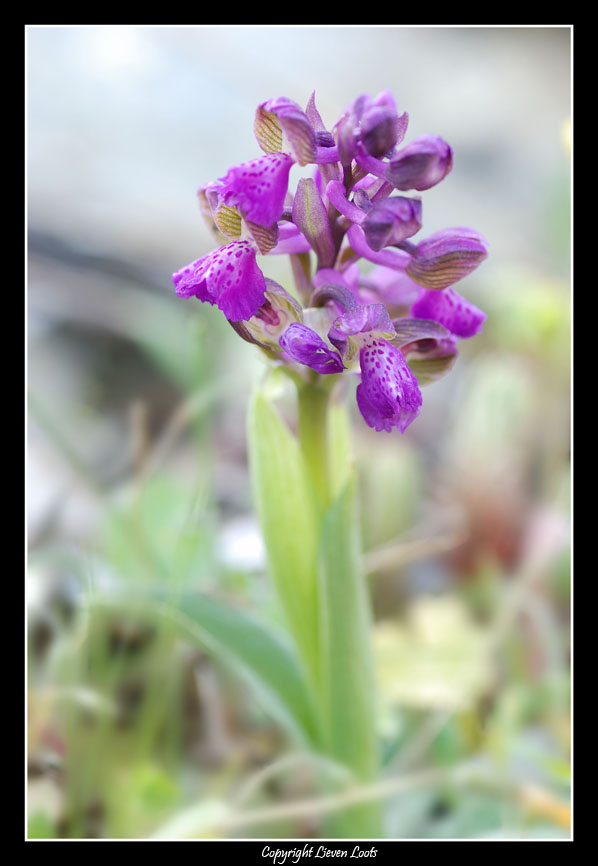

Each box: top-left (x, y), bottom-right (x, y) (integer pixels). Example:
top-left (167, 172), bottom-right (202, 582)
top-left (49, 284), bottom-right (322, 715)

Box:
top-left (315, 144), bottom-right (341, 164)
top-left (359, 267), bottom-right (422, 307)
top-left (406, 227), bottom-right (489, 290)
top-left (279, 322), bottom-right (344, 374)
top-left (354, 145), bottom-right (389, 181)
top-left (360, 93), bottom-right (408, 158)
top-left (411, 287), bottom-right (486, 338)
top-left (371, 91), bottom-right (408, 147)
top-left (172, 240), bottom-right (266, 322)
top-left (267, 222), bottom-right (312, 255)
top-left (357, 337), bottom-right (422, 433)
top-left (218, 153), bottom-right (294, 227)
top-left (328, 303), bottom-right (395, 356)
top-left (362, 196), bottom-right (422, 251)
top-left (312, 267), bottom-right (354, 292)
top-left (386, 135), bottom-right (453, 191)
top-left (306, 91), bottom-right (327, 132)
top-left (326, 180), bottom-right (367, 224)
top-left (347, 224), bottom-right (412, 270)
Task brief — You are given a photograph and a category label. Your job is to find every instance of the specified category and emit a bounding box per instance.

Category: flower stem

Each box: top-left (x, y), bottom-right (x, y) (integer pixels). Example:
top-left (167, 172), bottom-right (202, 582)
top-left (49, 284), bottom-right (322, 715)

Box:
top-left (297, 378), bottom-right (382, 838)
top-left (297, 378), bottom-right (332, 512)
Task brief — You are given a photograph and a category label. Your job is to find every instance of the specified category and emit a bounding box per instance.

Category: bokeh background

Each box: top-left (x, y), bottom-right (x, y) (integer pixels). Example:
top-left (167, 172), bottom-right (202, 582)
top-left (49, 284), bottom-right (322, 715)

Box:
top-left (27, 26), bottom-right (571, 840)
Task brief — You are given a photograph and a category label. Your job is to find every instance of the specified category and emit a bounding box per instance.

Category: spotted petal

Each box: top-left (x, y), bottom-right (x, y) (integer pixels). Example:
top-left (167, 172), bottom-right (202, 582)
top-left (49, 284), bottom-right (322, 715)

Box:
top-left (357, 337), bottom-right (422, 433)
top-left (411, 287), bottom-right (486, 338)
top-left (172, 240), bottom-right (267, 322)
top-left (328, 303), bottom-right (395, 360)
top-left (217, 153), bottom-right (294, 227)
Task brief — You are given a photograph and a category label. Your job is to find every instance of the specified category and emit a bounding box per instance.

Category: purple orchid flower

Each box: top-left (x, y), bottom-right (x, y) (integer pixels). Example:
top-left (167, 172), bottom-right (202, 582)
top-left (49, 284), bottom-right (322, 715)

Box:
top-left (354, 134), bottom-right (453, 193)
top-left (334, 91), bottom-right (409, 166)
top-left (328, 301), bottom-right (422, 433)
top-left (173, 89), bottom-right (488, 433)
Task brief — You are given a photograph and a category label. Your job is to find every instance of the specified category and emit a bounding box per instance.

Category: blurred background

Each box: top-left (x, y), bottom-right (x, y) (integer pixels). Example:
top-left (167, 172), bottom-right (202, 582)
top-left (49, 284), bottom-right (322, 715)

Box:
top-left (27, 26), bottom-right (571, 840)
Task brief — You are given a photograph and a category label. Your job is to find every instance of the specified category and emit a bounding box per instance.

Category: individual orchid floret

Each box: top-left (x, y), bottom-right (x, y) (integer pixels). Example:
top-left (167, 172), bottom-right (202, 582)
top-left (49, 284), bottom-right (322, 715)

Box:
top-left (405, 227), bottom-right (489, 290)
top-left (172, 240), bottom-right (267, 322)
top-left (361, 196), bottom-right (422, 251)
top-left (217, 153), bottom-right (294, 228)
top-left (334, 91), bottom-right (408, 166)
top-left (355, 134), bottom-right (453, 193)
top-left (360, 91), bottom-right (409, 158)
top-left (254, 97), bottom-right (318, 166)
top-left (411, 287), bottom-right (487, 338)
top-left (279, 322), bottom-right (344, 374)
top-left (385, 135), bottom-right (453, 191)
top-left (356, 337), bottom-right (422, 434)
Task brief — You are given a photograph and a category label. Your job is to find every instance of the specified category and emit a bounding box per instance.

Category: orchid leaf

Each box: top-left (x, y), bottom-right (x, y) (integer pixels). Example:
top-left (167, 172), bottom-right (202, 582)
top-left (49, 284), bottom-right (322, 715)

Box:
top-left (317, 476), bottom-right (382, 835)
top-left (247, 387), bottom-right (321, 699)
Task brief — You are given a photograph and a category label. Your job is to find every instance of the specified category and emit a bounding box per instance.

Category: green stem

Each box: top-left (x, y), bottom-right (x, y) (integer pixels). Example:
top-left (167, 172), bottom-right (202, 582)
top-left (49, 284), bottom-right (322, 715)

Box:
top-left (297, 378), bottom-right (382, 838)
top-left (297, 379), bottom-right (332, 513)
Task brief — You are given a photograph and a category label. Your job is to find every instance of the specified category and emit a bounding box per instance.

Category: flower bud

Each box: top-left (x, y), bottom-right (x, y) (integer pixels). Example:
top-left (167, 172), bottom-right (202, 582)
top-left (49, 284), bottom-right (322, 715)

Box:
top-left (362, 196), bottom-right (422, 251)
top-left (406, 228), bottom-right (488, 290)
top-left (386, 135), bottom-right (453, 191)
top-left (360, 105), bottom-right (400, 157)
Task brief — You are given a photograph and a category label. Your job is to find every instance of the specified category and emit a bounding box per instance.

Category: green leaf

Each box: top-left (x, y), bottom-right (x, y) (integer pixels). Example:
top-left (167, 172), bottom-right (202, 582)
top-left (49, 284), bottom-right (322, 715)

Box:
top-left (326, 398), bottom-right (353, 501)
top-left (318, 478), bottom-right (378, 777)
top-left (27, 811), bottom-right (56, 839)
top-left (247, 387), bottom-right (321, 697)
top-left (111, 590), bottom-right (319, 747)
top-left (317, 477), bottom-right (382, 836)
